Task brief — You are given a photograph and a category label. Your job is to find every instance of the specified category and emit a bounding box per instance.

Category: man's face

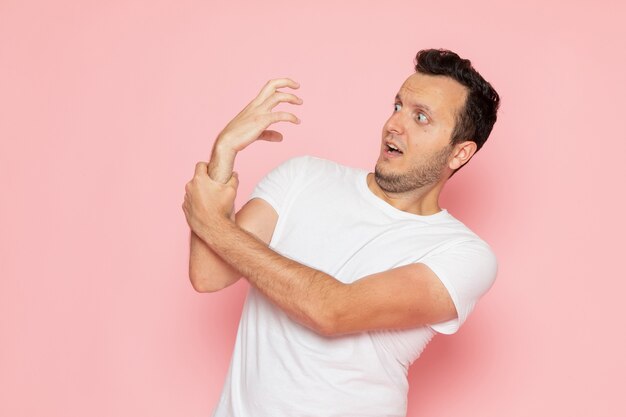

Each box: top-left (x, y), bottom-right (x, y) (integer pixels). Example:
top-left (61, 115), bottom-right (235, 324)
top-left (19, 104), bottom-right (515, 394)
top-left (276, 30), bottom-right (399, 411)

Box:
top-left (375, 72), bottom-right (469, 193)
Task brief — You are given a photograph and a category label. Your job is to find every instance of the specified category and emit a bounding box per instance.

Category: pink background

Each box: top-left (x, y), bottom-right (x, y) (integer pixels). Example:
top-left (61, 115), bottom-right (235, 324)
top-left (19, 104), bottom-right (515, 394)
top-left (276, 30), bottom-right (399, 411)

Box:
top-left (1, 0), bottom-right (625, 416)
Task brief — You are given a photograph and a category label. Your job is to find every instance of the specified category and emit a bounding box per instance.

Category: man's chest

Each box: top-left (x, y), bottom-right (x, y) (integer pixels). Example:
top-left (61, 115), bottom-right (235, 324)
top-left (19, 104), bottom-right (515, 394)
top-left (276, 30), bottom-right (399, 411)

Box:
top-left (270, 187), bottom-right (452, 283)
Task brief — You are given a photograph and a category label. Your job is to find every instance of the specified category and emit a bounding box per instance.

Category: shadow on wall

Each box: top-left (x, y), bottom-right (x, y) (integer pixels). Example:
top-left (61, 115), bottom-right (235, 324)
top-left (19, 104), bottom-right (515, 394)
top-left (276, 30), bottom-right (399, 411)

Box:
top-left (407, 308), bottom-right (501, 412)
top-left (408, 159), bottom-right (504, 411)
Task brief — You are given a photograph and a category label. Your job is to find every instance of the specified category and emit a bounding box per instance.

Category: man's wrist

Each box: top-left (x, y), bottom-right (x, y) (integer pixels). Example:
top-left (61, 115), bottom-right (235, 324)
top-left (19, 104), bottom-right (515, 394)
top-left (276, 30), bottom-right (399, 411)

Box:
top-left (208, 139), bottom-right (238, 183)
top-left (197, 212), bottom-right (233, 248)
top-left (213, 136), bottom-right (238, 157)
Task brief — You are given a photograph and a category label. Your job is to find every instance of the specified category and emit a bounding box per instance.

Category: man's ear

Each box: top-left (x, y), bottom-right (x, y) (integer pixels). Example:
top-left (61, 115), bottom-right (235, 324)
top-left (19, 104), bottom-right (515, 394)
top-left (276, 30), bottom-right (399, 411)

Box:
top-left (449, 141), bottom-right (477, 170)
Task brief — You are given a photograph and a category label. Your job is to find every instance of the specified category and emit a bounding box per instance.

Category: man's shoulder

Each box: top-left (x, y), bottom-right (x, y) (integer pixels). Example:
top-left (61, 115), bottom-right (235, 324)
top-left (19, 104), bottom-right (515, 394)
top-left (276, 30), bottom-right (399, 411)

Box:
top-left (279, 154), bottom-right (363, 178)
top-left (435, 212), bottom-right (496, 257)
top-left (282, 154), bottom-right (352, 167)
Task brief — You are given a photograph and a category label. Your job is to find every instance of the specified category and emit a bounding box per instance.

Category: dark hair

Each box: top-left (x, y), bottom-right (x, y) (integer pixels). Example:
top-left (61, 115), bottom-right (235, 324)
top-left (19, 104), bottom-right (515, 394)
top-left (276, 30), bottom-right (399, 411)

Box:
top-left (414, 48), bottom-right (500, 175)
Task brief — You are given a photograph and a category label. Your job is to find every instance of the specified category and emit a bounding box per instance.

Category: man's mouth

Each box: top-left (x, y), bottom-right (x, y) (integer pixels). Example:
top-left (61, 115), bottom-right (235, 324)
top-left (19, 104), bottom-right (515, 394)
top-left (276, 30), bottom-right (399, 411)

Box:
top-left (385, 142), bottom-right (403, 155)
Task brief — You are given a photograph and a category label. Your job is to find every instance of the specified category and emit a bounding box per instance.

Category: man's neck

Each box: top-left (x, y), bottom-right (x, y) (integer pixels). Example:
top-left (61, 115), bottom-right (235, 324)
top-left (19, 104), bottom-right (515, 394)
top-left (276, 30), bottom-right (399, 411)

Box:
top-left (366, 172), bottom-right (445, 216)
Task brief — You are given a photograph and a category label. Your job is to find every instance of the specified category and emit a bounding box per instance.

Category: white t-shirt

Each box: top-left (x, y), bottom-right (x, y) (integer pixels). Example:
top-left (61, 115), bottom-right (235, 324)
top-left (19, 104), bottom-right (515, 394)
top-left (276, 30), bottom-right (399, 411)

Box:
top-left (211, 155), bottom-right (497, 417)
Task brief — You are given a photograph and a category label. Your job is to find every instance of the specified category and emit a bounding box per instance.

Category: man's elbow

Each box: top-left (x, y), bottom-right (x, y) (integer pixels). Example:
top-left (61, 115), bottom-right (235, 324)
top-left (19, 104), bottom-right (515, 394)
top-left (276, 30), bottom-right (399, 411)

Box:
top-left (189, 271), bottom-right (225, 293)
top-left (308, 281), bottom-right (354, 337)
top-left (315, 321), bottom-right (337, 337)
top-left (310, 299), bottom-right (345, 337)
top-left (189, 275), bottom-right (212, 293)
top-left (315, 313), bottom-right (354, 337)
top-left (315, 314), bottom-right (362, 337)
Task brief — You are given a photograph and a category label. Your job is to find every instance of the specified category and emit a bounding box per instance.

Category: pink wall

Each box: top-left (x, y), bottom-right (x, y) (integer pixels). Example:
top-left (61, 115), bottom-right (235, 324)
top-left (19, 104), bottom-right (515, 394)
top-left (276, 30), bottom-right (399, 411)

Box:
top-left (1, 0), bottom-right (624, 416)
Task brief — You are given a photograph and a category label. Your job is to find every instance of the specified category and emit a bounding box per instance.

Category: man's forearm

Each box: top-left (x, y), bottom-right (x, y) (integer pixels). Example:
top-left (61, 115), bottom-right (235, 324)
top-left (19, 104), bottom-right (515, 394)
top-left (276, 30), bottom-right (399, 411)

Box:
top-left (184, 77), bottom-right (303, 291)
top-left (188, 140), bottom-right (238, 289)
top-left (207, 140), bottom-right (237, 183)
top-left (195, 215), bottom-right (346, 334)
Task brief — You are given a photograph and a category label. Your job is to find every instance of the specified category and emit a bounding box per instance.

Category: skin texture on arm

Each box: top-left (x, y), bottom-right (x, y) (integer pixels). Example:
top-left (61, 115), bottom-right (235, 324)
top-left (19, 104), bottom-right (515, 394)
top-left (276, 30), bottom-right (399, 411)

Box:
top-left (188, 135), bottom-right (246, 292)
top-left (188, 198), bottom-right (278, 293)
top-left (186, 78), bottom-right (301, 292)
top-left (188, 142), bottom-right (239, 292)
top-left (193, 212), bottom-right (457, 336)
top-left (193, 211), bottom-right (341, 332)
top-left (184, 169), bottom-right (457, 336)
top-left (188, 141), bottom-right (277, 293)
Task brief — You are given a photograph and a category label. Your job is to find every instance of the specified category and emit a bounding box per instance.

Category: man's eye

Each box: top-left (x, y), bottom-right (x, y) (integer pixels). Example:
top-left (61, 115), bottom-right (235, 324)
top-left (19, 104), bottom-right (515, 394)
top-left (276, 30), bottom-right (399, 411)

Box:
top-left (393, 103), bottom-right (401, 112)
top-left (416, 113), bottom-right (428, 123)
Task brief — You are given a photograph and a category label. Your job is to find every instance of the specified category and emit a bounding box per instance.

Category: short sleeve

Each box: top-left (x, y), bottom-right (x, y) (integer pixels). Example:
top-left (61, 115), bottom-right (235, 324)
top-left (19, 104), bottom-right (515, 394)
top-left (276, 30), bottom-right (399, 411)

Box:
top-left (420, 240), bottom-right (498, 335)
top-left (247, 155), bottom-right (311, 215)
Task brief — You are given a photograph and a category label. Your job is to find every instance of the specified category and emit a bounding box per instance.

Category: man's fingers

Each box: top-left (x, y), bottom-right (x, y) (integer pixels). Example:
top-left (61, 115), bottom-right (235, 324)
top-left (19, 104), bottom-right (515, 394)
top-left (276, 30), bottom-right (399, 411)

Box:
top-left (255, 78), bottom-right (300, 104)
top-left (258, 130), bottom-right (283, 142)
top-left (228, 171), bottom-right (239, 189)
top-left (261, 92), bottom-right (303, 111)
top-left (194, 161), bottom-right (208, 177)
top-left (267, 111), bottom-right (301, 125)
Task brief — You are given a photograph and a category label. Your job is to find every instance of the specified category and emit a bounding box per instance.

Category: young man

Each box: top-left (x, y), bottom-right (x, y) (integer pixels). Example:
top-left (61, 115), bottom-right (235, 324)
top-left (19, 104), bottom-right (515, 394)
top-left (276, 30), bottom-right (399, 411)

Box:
top-left (182, 48), bottom-right (500, 417)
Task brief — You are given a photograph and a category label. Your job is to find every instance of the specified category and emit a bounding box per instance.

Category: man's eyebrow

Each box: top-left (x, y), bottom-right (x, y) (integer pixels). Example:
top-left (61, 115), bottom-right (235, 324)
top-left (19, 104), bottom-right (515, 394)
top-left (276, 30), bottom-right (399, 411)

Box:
top-left (395, 93), bottom-right (433, 115)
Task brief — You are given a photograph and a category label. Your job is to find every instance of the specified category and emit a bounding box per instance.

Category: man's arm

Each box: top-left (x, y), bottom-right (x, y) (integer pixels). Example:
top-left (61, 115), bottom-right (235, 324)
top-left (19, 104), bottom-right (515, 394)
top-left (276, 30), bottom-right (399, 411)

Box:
top-left (188, 143), bottom-right (238, 292)
top-left (189, 198), bottom-right (278, 292)
top-left (186, 78), bottom-right (302, 292)
top-left (193, 213), bottom-right (457, 336)
top-left (188, 143), bottom-right (276, 292)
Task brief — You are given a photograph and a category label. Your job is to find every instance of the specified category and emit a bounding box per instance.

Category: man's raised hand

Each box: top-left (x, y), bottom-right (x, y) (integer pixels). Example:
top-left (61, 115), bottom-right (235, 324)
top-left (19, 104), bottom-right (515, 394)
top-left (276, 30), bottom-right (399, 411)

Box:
top-left (207, 78), bottom-right (302, 183)
top-left (217, 78), bottom-right (302, 152)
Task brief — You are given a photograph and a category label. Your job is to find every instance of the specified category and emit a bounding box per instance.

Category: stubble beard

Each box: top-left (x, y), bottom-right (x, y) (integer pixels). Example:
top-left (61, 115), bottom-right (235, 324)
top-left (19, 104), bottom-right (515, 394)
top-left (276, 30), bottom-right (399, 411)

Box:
top-left (374, 145), bottom-right (453, 193)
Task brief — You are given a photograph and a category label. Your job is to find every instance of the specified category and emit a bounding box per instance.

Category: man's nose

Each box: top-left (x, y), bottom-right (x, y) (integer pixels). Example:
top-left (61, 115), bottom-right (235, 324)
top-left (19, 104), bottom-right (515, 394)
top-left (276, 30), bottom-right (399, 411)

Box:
top-left (384, 111), bottom-right (404, 135)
